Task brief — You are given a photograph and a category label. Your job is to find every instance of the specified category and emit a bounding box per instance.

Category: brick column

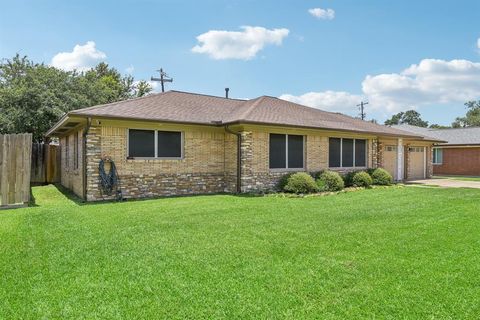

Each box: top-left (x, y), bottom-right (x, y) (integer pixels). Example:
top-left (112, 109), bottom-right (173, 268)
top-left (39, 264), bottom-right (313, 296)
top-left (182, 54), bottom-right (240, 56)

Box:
top-left (371, 138), bottom-right (379, 168)
top-left (404, 144), bottom-right (411, 180)
top-left (426, 146), bottom-right (433, 178)
top-left (239, 131), bottom-right (254, 193)
top-left (85, 125), bottom-right (103, 201)
top-left (377, 141), bottom-right (384, 168)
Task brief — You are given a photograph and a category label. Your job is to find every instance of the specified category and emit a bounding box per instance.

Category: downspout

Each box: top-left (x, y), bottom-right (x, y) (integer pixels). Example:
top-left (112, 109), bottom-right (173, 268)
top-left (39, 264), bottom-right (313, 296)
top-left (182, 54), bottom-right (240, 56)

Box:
top-left (82, 117), bottom-right (92, 201)
top-left (224, 125), bottom-right (242, 193)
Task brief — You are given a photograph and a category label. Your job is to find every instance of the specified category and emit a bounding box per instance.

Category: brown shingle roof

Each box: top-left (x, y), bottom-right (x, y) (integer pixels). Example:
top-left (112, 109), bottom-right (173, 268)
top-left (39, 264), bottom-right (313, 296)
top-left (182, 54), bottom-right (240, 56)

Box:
top-left (71, 91), bottom-right (246, 125)
top-left (52, 90), bottom-right (435, 139)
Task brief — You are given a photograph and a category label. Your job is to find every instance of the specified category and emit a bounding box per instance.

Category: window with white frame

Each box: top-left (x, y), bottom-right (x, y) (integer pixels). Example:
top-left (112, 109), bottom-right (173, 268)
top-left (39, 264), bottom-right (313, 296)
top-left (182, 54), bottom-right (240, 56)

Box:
top-left (329, 138), bottom-right (367, 168)
top-left (432, 148), bottom-right (443, 165)
top-left (128, 129), bottom-right (183, 159)
top-left (269, 134), bottom-right (304, 169)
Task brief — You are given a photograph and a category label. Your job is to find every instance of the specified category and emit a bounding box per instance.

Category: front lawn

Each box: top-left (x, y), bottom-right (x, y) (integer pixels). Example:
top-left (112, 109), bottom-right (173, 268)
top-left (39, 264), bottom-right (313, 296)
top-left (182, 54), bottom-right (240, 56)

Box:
top-left (1, 185), bottom-right (480, 318)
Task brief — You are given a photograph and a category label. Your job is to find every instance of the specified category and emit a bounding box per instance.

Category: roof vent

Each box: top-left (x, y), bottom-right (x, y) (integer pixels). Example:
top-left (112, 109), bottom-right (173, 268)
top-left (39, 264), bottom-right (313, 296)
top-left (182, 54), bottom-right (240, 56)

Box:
top-left (225, 88), bottom-right (229, 99)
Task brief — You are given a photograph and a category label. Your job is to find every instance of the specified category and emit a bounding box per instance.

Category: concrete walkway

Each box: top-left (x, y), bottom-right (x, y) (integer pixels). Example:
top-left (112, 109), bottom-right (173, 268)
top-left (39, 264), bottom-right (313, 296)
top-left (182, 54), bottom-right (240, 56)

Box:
top-left (407, 178), bottom-right (480, 189)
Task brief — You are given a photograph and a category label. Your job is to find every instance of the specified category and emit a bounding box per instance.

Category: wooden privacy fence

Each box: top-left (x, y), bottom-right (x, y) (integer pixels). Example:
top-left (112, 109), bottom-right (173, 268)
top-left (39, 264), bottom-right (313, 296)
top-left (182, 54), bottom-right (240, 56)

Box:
top-left (31, 143), bottom-right (61, 185)
top-left (0, 133), bottom-right (32, 209)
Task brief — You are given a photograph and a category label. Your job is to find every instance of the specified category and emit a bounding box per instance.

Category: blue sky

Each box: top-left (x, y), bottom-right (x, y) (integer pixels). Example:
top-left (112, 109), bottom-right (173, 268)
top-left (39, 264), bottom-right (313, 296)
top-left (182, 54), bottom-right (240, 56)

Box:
top-left (1, 0), bottom-right (480, 125)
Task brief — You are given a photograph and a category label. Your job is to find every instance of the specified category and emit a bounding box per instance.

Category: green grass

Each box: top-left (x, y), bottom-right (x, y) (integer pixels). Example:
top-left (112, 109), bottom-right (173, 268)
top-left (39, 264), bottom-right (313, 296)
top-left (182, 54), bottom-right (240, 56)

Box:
top-left (434, 175), bottom-right (480, 182)
top-left (1, 185), bottom-right (480, 319)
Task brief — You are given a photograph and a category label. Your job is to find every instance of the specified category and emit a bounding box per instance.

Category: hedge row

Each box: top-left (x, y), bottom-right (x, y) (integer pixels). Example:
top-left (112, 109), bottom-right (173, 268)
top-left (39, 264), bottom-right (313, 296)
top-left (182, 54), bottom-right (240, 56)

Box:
top-left (280, 168), bottom-right (393, 194)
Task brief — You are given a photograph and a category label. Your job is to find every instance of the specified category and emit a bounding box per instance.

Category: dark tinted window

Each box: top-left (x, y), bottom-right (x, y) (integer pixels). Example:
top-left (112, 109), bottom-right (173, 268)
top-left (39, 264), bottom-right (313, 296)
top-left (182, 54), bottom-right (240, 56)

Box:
top-left (355, 139), bottom-right (366, 167)
top-left (129, 129), bottom-right (155, 157)
top-left (269, 134), bottom-right (286, 169)
top-left (329, 138), bottom-right (341, 167)
top-left (157, 131), bottom-right (182, 157)
top-left (288, 135), bottom-right (304, 168)
top-left (342, 139), bottom-right (354, 167)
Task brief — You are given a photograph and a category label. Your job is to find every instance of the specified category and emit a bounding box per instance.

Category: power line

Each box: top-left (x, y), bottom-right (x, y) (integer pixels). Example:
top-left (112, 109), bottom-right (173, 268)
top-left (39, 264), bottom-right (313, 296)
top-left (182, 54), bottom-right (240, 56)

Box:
top-left (150, 68), bottom-right (173, 92)
top-left (356, 101), bottom-right (369, 120)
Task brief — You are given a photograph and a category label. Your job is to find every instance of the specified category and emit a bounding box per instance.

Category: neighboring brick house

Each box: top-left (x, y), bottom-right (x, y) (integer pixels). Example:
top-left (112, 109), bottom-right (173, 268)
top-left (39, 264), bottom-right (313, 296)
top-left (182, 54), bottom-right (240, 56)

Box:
top-left (46, 91), bottom-right (441, 201)
top-left (393, 124), bottom-right (480, 176)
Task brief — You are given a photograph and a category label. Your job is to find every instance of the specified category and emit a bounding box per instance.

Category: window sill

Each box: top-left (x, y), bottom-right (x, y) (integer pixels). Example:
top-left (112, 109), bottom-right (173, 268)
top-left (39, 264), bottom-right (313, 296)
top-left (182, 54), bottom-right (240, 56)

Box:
top-left (126, 157), bottom-right (184, 161)
top-left (328, 167), bottom-right (368, 170)
top-left (269, 168), bottom-right (305, 173)
top-left (433, 163), bottom-right (442, 166)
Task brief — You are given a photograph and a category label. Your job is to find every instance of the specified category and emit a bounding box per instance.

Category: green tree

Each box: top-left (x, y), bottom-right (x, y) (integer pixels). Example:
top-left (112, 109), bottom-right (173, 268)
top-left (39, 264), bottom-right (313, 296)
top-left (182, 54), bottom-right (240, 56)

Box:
top-left (0, 55), bottom-right (152, 141)
top-left (384, 110), bottom-right (428, 127)
top-left (452, 100), bottom-right (480, 128)
top-left (429, 124), bottom-right (450, 129)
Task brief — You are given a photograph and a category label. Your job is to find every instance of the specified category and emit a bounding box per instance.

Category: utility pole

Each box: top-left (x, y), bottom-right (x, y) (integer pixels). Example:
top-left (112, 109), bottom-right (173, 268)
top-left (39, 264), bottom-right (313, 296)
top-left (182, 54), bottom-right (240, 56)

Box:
top-left (150, 68), bottom-right (173, 92)
top-left (357, 101), bottom-right (369, 120)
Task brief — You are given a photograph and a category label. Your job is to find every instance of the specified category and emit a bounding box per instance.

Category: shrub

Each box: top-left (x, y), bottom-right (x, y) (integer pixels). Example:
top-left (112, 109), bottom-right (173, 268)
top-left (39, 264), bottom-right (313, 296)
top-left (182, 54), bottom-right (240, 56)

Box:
top-left (342, 170), bottom-right (360, 187)
top-left (317, 170), bottom-right (344, 192)
top-left (352, 171), bottom-right (373, 188)
top-left (365, 168), bottom-right (376, 176)
top-left (310, 170), bottom-right (325, 181)
top-left (283, 172), bottom-right (319, 194)
top-left (277, 172), bottom-right (295, 191)
top-left (371, 168), bottom-right (393, 185)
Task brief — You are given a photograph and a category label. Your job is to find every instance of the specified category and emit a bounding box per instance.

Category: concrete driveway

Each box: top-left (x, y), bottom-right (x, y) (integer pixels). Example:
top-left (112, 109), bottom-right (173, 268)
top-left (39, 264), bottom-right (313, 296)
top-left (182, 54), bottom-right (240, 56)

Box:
top-left (407, 178), bottom-right (480, 189)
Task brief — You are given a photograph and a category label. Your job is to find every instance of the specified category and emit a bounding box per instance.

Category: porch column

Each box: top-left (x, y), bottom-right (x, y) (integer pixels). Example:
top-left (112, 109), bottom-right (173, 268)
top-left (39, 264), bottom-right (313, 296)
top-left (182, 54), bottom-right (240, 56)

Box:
top-left (396, 138), bottom-right (404, 181)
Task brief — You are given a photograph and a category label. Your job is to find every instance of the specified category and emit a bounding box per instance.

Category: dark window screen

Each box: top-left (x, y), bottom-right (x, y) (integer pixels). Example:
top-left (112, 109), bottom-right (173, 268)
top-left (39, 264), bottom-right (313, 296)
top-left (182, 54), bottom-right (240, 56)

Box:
top-left (342, 139), bottom-right (354, 167)
top-left (288, 135), bottom-right (304, 168)
top-left (129, 129), bottom-right (155, 157)
top-left (329, 138), bottom-right (341, 167)
top-left (355, 139), bottom-right (366, 167)
top-left (269, 134), bottom-right (286, 169)
top-left (157, 131), bottom-right (182, 157)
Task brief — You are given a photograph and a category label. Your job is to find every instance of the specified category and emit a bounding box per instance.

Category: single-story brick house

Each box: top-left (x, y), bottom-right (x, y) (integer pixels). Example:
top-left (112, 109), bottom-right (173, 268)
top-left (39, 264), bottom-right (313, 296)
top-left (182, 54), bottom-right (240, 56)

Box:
top-left (393, 124), bottom-right (480, 176)
top-left (46, 90), bottom-right (442, 201)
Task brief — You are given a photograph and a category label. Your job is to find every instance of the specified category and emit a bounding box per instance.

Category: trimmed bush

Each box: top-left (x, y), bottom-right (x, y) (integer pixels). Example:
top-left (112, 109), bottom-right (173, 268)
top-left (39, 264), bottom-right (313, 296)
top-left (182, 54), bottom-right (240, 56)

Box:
top-left (342, 170), bottom-right (360, 187)
top-left (365, 168), bottom-right (376, 176)
top-left (317, 170), bottom-right (344, 192)
top-left (371, 168), bottom-right (393, 185)
top-left (352, 171), bottom-right (373, 188)
top-left (283, 172), bottom-right (319, 194)
top-left (310, 170), bottom-right (325, 181)
top-left (277, 172), bottom-right (295, 191)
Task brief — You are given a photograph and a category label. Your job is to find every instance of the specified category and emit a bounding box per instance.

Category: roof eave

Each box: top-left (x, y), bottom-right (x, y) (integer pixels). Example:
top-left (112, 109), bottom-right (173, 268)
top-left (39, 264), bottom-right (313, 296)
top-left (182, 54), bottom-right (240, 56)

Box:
top-left (223, 120), bottom-right (425, 139)
top-left (45, 113), bottom-right (71, 137)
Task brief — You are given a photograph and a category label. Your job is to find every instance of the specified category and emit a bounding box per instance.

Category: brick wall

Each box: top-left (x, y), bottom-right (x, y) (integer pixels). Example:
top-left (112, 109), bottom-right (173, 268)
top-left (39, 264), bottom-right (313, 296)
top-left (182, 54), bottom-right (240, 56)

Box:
top-left (67, 120), bottom-right (436, 200)
top-left (85, 124), bottom-right (237, 201)
top-left (240, 130), bottom-right (375, 193)
top-left (60, 129), bottom-right (84, 197)
top-left (433, 147), bottom-right (480, 176)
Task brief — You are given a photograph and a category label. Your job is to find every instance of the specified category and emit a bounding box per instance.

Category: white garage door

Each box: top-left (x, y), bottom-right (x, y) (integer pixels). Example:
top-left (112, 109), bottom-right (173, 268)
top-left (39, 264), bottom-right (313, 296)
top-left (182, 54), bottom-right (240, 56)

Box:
top-left (383, 145), bottom-right (398, 180)
top-left (409, 146), bottom-right (425, 180)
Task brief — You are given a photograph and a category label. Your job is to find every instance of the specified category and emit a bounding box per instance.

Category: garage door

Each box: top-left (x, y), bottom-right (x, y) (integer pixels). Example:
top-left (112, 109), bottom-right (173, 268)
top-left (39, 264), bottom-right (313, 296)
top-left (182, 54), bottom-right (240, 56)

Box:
top-left (409, 146), bottom-right (425, 179)
top-left (383, 145), bottom-right (397, 180)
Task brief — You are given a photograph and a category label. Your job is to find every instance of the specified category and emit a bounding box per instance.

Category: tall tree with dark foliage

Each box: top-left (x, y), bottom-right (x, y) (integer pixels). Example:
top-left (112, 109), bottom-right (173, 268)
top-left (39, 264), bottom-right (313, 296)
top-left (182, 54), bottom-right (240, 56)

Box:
top-left (0, 55), bottom-right (152, 141)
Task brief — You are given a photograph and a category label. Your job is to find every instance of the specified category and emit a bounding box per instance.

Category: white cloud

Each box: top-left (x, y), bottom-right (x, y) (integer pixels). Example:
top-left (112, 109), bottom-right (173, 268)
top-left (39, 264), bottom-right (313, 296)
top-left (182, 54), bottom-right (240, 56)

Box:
top-left (192, 26), bottom-right (289, 60)
top-left (279, 91), bottom-right (362, 113)
top-left (125, 65), bottom-right (135, 74)
top-left (477, 37), bottom-right (480, 50)
top-left (308, 8), bottom-right (335, 20)
top-left (280, 58), bottom-right (480, 116)
top-left (363, 59), bottom-right (480, 111)
top-left (51, 41), bottom-right (106, 71)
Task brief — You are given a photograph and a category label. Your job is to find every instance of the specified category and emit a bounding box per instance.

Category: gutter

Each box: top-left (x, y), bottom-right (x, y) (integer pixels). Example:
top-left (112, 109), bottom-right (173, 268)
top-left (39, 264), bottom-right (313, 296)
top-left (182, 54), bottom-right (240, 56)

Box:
top-left (82, 117), bottom-right (92, 201)
top-left (223, 124), bottom-right (242, 193)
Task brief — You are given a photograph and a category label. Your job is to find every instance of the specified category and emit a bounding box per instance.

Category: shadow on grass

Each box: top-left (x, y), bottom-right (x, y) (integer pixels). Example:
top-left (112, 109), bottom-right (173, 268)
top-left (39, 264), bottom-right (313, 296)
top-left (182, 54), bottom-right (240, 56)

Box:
top-left (54, 184), bottom-right (87, 206)
top-left (29, 188), bottom-right (39, 207)
top-left (51, 184), bottom-right (254, 207)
